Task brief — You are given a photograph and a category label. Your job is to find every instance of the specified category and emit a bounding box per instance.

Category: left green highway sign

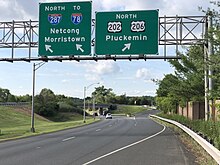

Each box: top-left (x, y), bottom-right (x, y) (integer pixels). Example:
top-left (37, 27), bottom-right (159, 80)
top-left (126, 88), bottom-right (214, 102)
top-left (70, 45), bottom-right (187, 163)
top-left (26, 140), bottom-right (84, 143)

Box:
top-left (39, 2), bottom-right (91, 56)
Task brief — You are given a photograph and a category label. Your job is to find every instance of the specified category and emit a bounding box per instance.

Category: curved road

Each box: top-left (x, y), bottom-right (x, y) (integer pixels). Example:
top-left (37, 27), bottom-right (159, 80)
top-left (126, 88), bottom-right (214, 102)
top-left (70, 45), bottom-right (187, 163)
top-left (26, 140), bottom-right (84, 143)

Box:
top-left (0, 110), bottom-right (196, 165)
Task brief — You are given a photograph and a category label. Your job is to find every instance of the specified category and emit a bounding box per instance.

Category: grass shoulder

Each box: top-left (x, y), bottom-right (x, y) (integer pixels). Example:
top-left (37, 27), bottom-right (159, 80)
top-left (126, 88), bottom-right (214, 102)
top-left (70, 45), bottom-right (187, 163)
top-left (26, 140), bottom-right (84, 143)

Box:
top-left (0, 106), bottom-right (99, 142)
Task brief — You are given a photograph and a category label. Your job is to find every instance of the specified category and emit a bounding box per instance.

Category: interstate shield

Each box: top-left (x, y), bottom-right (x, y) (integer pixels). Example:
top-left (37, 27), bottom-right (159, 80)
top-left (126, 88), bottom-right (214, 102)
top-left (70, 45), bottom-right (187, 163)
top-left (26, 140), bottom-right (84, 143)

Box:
top-left (71, 13), bottom-right (83, 25)
top-left (48, 14), bottom-right (62, 25)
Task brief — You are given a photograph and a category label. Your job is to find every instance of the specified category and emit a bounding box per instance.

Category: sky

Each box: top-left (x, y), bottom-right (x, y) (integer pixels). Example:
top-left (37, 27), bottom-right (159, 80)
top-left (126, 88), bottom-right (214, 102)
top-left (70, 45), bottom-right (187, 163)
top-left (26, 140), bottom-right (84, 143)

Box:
top-left (0, 0), bottom-right (214, 98)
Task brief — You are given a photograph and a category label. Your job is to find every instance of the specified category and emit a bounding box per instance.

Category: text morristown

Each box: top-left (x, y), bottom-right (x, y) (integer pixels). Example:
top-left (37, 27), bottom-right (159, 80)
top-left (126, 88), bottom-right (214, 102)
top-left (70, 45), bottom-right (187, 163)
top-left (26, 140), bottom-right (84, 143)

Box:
top-left (106, 34), bottom-right (147, 41)
top-left (44, 28), bottom-right (85, 43)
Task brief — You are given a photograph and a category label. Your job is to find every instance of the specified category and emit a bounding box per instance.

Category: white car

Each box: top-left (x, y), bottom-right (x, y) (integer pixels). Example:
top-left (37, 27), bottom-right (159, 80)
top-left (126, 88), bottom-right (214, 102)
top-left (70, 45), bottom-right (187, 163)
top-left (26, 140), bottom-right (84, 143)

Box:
top-left (105, 113), bottom-right (112, 119)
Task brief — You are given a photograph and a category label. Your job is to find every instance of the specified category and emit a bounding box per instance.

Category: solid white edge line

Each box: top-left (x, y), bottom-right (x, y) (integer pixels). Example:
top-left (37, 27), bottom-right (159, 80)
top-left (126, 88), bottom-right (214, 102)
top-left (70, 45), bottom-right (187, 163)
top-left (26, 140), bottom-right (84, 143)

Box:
top-left (62, 136), bottom-right (75, 142)
top-left (82, 122), bottom-right (166, 165)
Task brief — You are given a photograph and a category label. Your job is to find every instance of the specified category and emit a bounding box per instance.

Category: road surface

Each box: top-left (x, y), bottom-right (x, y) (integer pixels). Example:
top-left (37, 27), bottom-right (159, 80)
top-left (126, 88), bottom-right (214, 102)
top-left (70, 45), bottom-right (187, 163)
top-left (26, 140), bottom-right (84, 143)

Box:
top-left (0, 110), bottom-right (196, 165)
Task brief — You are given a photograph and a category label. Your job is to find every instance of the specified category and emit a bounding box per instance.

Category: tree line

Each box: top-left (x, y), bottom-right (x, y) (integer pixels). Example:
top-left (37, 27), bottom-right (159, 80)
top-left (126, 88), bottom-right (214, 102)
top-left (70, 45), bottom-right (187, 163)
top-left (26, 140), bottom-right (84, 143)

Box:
top-left (0, 87), bottom-right (154, 118)
top-left (155, 2), bottom-right (220, 117)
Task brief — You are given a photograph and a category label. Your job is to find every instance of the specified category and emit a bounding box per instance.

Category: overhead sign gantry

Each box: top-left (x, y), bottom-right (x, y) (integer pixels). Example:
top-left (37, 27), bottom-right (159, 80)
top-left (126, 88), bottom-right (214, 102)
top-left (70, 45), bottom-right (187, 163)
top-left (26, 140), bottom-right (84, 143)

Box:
top-left (0, 0), bottom-right (207, 62)
top-left (38, 1), bottom-right (92, 56)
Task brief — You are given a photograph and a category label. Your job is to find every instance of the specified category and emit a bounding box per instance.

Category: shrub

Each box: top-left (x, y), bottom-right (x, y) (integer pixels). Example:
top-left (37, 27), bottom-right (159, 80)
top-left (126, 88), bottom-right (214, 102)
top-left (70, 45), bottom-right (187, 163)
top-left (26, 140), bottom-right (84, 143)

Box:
top-left (58, 101), bottom-right (83, 114)
top-left (156, 97), bottom-right (177, 114)
top-left (35, 101), bottom-right (59, 117)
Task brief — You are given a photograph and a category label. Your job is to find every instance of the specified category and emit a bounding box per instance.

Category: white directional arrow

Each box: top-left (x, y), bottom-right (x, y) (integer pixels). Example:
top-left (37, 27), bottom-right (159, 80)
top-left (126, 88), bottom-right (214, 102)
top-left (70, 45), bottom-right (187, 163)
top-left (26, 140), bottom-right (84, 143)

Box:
top-left (45, 45), bottom-right (53, 53)
top-left (122, 43), bottom-right (131, 52)
top-left (76, 44), bottom-right (84, 53)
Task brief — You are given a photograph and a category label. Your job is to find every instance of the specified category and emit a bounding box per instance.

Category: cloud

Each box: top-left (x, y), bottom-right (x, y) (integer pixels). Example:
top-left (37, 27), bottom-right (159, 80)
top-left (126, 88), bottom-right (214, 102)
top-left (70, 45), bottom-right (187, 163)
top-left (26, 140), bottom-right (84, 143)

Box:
top-left (0, 1), bottom-right (37, 21)
top-left (76, 60), bottom-right (121, 81)
top-left (1, 0), bottom-right (211, 22)
top-left (82, 61), bottom-right (120, 80)
top-left (133, 89), bottom-right (156, 95)
top-left (93, 0), bottom-right (210, 15)
top-left (84, 74), bottom-right (101, 81)
top-left (136, 68), bottom-right (158, 83)
top-left (61, 79), bottom-right (69, 83)
top-left (136, 68), bottom-right (150, 79)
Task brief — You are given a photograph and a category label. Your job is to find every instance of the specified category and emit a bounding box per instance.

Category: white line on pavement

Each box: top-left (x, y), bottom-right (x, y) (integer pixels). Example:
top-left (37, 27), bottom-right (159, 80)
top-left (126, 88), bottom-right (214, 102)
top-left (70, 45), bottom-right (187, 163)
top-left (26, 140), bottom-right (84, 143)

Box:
top-left (83, 125), bottom-right (166, 165)
top-left (62, 136), bottom-right (75, 142)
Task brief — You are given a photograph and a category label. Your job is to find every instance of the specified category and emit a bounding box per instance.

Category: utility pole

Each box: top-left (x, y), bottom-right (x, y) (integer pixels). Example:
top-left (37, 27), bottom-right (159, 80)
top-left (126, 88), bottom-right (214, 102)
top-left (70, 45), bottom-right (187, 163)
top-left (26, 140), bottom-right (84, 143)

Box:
top-left (92, 96), bottom-right (95, 111)
top-left (208, 14), bottom-right (213, 120)
top-left (83, 82), bottom-right (99, 123)
top-left (83, 86), bottom-right (86, 123)
top-left (31, 63), bottom-right (36, 133)
top-left (204, 13), bottom-right (213, 121)
top-left (31, 62), bottom-right (46, 132)
top-left (204, 44), bottom-right (209, 121)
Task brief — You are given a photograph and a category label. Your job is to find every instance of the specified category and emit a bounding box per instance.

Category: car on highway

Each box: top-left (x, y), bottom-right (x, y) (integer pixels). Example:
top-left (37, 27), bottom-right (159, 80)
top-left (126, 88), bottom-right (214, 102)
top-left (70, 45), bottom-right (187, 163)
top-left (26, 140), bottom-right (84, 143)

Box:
top-left (105, 113), bottom-right (112, 119)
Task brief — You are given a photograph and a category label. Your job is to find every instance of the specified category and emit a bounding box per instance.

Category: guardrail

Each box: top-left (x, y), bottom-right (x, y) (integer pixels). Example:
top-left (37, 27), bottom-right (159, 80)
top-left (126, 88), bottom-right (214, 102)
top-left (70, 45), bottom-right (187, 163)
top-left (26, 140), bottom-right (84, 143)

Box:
top-left (0, 102), bottom-right (29, 106)
top-left (150, 115), bottom-right (220, 164)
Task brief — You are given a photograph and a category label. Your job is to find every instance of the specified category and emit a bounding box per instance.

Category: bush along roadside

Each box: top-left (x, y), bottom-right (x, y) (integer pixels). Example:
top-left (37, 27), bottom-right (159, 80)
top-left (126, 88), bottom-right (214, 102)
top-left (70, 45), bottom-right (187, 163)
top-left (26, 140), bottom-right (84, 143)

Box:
top-left (158, 113), bottom-right (220, 150)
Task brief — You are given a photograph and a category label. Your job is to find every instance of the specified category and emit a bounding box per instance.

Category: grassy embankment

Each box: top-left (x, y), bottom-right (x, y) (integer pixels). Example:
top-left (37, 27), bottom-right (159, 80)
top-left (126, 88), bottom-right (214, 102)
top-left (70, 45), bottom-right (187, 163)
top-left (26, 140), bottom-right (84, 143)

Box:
top-left (0, 106), bottom-right (97, 141)
top-left (112, 105), bottom-right (150, 115)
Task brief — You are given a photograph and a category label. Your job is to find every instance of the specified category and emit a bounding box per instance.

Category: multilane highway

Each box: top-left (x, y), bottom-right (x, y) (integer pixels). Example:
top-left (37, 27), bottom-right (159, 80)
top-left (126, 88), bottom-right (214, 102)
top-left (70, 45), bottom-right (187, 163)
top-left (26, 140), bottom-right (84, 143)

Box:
top-left (0, 110), bottom-right (196, 165)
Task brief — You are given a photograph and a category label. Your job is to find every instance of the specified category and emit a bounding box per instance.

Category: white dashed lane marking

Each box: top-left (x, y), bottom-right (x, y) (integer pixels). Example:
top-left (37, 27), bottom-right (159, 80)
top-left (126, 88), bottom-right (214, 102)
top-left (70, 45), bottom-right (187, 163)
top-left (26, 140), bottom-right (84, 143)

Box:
top-left (96, 129), bottom-right (101, 132)
top-left (62, 136), bottom-right (76, 142)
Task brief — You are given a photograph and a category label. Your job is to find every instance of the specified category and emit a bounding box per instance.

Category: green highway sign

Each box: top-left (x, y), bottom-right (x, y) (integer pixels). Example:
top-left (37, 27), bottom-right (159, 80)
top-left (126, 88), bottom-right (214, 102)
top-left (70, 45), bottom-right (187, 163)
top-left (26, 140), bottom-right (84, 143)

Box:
top-left (39, 2), bottom-right (91, 56)
top-left (95, 10), bottom-right (158, 55)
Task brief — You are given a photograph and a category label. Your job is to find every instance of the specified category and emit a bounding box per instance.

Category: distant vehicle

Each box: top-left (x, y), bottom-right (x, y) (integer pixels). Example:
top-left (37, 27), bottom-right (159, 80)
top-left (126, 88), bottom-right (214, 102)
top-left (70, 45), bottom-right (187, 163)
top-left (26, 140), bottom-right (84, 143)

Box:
top-left (105, 113), bottom-right (112, 119)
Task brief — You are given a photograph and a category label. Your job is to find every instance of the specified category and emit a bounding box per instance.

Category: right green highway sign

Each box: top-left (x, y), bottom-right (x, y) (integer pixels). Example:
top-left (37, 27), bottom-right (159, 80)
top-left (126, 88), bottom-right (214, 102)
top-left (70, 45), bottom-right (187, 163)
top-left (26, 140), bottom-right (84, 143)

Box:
top-left (95, 10), bottom-right (159, 55)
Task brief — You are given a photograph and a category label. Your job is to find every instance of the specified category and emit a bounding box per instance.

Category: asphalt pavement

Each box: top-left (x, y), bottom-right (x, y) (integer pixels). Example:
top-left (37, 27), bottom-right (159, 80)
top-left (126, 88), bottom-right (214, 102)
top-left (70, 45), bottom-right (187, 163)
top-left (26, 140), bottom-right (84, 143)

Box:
top-left (0, 110), bottom-right (196, 165)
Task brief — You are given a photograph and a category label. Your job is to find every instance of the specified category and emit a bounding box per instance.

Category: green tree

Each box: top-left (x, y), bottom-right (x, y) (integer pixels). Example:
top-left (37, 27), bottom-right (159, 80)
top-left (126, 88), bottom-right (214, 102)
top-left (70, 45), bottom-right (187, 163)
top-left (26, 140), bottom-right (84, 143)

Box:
top-left (92, 86), bottom-right (115, 104)
top-left (16, 94), bottom-right (32, 102)
top-left (199, 1), bottom-right (220, 99)
top-left (155, 45), bottom-right (205, 113)
top-left (156, 96), bottom-right (178, 114)
top-left (155, 74), bottom-right (180, 113)
top-left (169, 45), bottom-right (205, 102)
top-left (206, 10), bottom-right (220, 99)
top-left (7, 94), bottom-right (16, 102)
top-left (34, 88), bottom-right (58, 117)
top-left (115, 94), bottom-right (128, 104)
top-left (0, 88), bottom-right (15, 102)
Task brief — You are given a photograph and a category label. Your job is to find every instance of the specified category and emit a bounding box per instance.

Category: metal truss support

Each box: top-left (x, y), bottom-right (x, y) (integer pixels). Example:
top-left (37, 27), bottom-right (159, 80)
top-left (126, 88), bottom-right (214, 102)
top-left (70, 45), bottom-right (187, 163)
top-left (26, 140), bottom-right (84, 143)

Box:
top-left (160, 15), bottom-right (207, 58)
top-left (0, 16), bottom-right (207, 62)
top-left (0, 20), bottom-right (38, 59)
